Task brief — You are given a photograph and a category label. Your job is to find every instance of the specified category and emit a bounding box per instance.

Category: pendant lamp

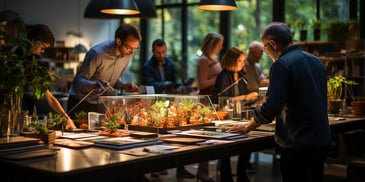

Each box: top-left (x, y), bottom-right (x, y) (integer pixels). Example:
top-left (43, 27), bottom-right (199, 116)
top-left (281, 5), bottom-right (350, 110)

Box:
top-left (84, 0), bottom-right (156, 19)
top-left (101, 0), bottom-right (140, 15)
top-left (198, 0), bottom-right (237, 11)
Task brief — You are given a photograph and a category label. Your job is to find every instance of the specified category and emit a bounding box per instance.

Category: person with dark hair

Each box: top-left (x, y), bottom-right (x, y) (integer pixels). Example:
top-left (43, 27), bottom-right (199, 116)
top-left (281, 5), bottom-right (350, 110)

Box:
top-left (227, 22), bottom-right (331, 182)
top-left (67, 23), bottom-right (140, 119)
top-left (0, 17), bottom-right (77, 130)
top-left (22, 24), bottom-right (76, 130)
top-left (27, 24), bottom-right (55, 55)
top-left (142, 38), bottom-right (179, 94)
top-left (142, 38), bottom-right (194, 179)
top-left (215, 47), bottom-right (258, 182)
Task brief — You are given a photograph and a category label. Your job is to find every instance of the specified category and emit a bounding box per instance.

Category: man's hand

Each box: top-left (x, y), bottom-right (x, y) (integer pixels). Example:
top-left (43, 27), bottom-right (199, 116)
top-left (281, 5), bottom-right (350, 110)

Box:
top-left (65, 117), bottom-right (77, 130)
top-left (226, 124), bottom-right (248, 134)
top-left (123, 82), bottom-right (139, 92)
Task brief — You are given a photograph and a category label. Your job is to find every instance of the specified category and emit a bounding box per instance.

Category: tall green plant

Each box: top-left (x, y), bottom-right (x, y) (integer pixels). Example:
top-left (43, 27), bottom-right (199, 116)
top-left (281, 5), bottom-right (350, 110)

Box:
top-left (327, 75), bottom-right (357, 101)
top-left (0, 32), bottom-right (57, 109)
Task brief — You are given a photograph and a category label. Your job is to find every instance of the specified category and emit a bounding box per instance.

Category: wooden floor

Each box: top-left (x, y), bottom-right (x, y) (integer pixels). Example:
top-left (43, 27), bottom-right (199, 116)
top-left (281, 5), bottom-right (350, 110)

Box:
top-left (145, 152), bottom-right (348, 182)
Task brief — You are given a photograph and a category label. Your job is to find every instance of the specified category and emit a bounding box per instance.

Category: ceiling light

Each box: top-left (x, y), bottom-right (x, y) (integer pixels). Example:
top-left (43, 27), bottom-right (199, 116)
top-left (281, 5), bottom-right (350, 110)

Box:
top-left (101, 0), bottom-right (140, 15)
top-left (84, 0), bottom-right (156, 19)
top-left (198, 0), bottom-right (237, 11)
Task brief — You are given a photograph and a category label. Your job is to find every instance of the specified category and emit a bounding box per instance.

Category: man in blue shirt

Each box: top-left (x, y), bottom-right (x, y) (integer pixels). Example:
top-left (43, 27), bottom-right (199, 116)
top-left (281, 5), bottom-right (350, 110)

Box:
top-left (142, 39), bottom-right (194, 179)
top-left (142, 39), bottom-right (179, 94)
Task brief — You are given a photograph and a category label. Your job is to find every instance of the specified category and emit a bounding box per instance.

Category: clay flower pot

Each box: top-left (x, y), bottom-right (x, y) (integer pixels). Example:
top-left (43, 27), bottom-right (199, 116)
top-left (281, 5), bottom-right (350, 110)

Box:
top-left (351, 101), bottom-right (365, 116)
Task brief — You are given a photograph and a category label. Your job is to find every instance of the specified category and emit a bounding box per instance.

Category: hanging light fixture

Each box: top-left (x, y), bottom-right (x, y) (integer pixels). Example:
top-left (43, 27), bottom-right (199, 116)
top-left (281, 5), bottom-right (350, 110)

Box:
top-left (198, 0), bottom-right (237, 11)
top-left (84, 0), bottom-right (156, 19)
top-left (101, 0), bottom-right (140, 15)
top-left (73, 0), bottom-right (87, 61)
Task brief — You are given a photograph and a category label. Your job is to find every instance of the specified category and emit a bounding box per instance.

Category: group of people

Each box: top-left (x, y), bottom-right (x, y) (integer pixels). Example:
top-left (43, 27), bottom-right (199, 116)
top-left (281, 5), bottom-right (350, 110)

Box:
top-left (3, 9), bottom-right (331, 182)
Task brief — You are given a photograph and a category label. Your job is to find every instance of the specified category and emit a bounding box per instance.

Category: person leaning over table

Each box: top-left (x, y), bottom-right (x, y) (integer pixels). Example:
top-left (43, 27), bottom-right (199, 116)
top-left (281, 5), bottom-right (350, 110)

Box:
top-left (227, 22), bottom-right (331, 182)
top-left (67, 23), bottom-right (140, 120)
top-left (0, 10), bottom-right (77, 131)
top-left (25, 24), bottom-right (77, 130)
top-left (215, 47), bottom-right (258, 182)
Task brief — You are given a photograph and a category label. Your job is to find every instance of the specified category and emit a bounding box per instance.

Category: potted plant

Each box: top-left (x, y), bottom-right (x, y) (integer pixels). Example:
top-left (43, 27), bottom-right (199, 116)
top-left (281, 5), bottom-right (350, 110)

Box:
top-left (99, 107), bottom-right (127, 137)
top-left (0, 31), bottom-right (56, 136)
top-left (327, 75), bottom-right (358, 114)
top-left (311, 19), bottom-right (321, 40)
top-left (75, 110), bottom-right (88, 129)
top-left (22, 112), bottom-right (66, 144)
top-left (297, 20), bottom-right (308, 41)
top-left (324, 20), bottom-right (350, 42)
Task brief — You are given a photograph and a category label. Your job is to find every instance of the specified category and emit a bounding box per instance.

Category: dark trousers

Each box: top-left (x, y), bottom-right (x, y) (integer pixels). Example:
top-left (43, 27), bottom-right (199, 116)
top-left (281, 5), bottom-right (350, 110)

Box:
top-left (279, 147), bottom-right (329, 182)
top-left (67, 95), bottom-right (104, 120)
top-left (220, 152), bottom-right (251, 182)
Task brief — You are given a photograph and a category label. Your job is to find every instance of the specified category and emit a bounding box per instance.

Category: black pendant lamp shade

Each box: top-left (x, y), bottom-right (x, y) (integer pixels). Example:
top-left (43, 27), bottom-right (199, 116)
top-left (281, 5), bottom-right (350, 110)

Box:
top-left (101, 0), bottom-right (140, 15)
top-left (198, 0), bottom-right (237, 11)
top-left (84, 0), bottom-right (157, 19)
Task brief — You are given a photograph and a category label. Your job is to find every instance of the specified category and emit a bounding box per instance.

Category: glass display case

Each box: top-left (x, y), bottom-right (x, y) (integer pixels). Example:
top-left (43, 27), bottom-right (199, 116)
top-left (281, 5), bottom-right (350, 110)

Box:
top-left (97, 94), bottom-right (217, 133)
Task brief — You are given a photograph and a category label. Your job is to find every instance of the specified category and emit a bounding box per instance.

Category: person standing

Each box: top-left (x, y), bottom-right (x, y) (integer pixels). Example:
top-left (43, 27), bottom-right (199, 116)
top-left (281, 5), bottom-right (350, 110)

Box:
top-left (227, 22), bottom-right (331, 182)
top-left (0, 10), bottom-right (77, 131)
top-left (26, 24), bottom-right (77, 130)
top-left (142, 39), bottom-right (179, 94)
top-left (245, 41), bottom-right (269, 93)
top-left (67, 23), bottom-right (140, 120)
top-left (215, 47), bottom-right (258, 182)
top-left (196, 32), bottom-right (224, 182)
top-left (142, 38), bottom-right (194, 179)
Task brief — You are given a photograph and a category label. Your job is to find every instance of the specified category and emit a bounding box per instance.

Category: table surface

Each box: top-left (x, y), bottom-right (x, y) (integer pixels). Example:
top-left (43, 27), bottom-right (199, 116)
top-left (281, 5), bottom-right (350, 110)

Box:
top-left (1, 116), bottom-right (364, 182)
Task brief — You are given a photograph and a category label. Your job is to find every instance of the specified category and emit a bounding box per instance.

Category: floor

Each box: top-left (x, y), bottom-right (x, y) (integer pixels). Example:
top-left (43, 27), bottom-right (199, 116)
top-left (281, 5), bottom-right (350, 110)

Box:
top-left (144, 152), bottom-right (348, 182)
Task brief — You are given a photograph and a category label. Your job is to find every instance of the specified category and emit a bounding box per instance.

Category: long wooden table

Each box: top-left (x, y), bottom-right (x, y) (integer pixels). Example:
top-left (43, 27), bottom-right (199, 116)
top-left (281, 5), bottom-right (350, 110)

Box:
top-left (1, 116), bottom-right (364, 182)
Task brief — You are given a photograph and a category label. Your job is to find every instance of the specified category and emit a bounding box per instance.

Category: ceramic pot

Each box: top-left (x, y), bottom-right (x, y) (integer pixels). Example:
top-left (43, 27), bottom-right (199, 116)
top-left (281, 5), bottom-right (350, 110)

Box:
top-left (328, 100), bottom-right (342, 114)
top-left (351, 101), bottom-right (365, 116)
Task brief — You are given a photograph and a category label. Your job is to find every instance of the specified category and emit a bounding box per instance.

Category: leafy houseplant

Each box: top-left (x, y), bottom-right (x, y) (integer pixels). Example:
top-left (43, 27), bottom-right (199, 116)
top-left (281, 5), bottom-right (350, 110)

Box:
top-left (327, 75), bottom-right (357, 101)
top-left (311, 19), bottom-right (321, 40)
top-left (0, 32), bottom-right (57, 136)
top-left (75, 111), bottom-right (88, 129)
top-left (324, 20), bottom-right (350, 42)
top-left (327, 75), bottom-right (358, 114)
top-left (22, 113), bottom-right (65, 143)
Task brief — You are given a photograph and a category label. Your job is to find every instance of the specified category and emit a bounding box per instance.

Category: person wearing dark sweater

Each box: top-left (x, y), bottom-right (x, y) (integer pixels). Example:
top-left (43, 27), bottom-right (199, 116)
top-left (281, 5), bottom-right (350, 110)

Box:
top-left (227, 22), bottom-right (331, 182)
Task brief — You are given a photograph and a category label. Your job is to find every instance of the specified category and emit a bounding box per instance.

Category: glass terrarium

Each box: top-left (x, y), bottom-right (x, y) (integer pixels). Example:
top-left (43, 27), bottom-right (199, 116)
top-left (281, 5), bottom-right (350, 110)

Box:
top-left (98, 94), bottom-right (217, 133)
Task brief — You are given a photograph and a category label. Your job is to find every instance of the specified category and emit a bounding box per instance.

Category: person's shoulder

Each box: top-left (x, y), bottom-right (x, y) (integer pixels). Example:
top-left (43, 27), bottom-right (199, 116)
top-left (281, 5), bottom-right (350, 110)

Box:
top-left (197, 56), bottom-right (210, 66)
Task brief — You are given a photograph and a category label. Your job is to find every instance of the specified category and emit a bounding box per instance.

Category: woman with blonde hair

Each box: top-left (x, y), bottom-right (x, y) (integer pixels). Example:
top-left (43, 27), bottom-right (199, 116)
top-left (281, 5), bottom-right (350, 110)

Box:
top-left (195, 32), bottom-right (224, 182)
top-left (197, 32), bottom-right (224, 95)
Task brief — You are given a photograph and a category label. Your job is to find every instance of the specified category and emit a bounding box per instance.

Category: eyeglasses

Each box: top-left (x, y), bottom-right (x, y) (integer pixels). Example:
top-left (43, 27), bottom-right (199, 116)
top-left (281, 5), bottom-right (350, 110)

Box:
top-left (33, 41), bottom-right (46, 49)
top-left (122, 41), bottom-right (139, 52)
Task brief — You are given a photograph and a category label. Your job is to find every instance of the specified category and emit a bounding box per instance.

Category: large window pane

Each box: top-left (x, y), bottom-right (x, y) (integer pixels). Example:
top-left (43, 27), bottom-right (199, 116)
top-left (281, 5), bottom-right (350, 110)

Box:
top-left (187, 8), bottom-right (220, 80)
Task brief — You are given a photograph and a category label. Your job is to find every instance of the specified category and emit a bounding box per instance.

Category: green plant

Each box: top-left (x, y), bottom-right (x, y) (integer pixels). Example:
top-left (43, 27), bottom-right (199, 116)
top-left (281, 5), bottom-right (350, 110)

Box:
top-left (311, 19), bottom-right (321, 29)
top-left (327, 75), bottom-right (358, 101)
top-left (103, 108), bottom-right (121, 131)
top-left (24, 113), bottom-right (66, 134)
top-left (75, 111), bottom-right (88, 119)
top-left (0, 32), bottom-right (57, 109)
top-left (324, 20), bottom-right (350, 41)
